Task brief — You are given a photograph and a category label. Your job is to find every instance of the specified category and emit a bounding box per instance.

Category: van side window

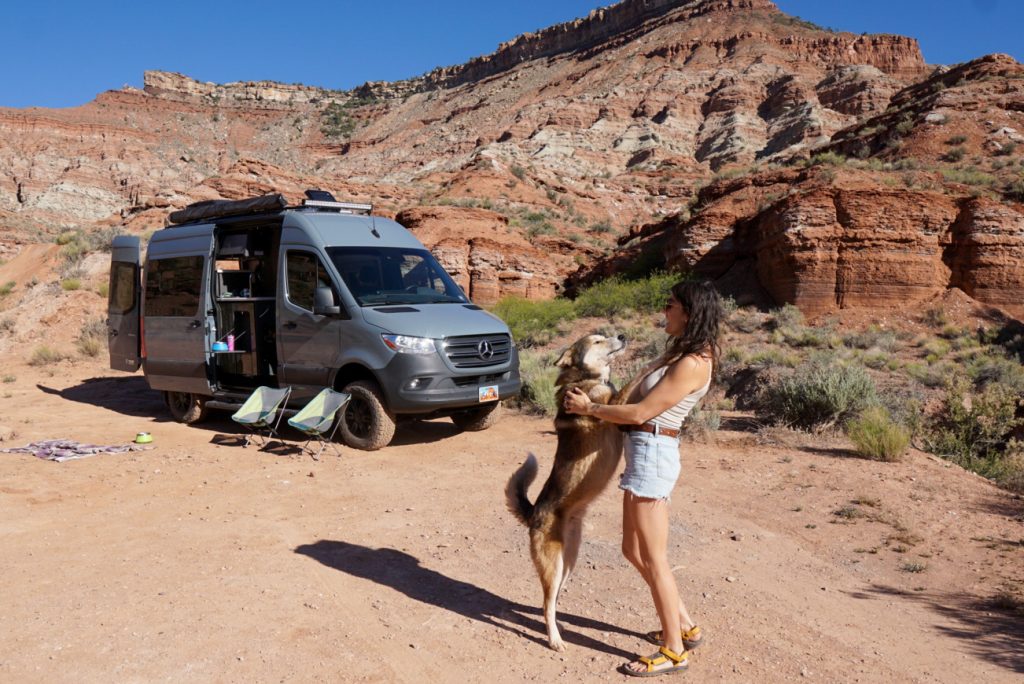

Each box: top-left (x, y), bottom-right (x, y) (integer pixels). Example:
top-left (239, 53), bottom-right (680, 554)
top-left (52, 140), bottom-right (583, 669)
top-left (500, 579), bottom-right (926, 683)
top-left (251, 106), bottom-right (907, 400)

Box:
top-left (108, 262), bottom-right (137, 315)
top-left (286, 251), bottom-right (329, 312)
top-left (145, 256), bottom-right (204, 317)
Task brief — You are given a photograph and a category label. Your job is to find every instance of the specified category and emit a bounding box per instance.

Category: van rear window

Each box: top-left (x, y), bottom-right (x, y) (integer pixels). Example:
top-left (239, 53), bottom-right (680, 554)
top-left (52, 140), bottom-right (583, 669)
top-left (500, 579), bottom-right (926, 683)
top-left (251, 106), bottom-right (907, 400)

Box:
top-left (145, 256), bottom-right (204, 317)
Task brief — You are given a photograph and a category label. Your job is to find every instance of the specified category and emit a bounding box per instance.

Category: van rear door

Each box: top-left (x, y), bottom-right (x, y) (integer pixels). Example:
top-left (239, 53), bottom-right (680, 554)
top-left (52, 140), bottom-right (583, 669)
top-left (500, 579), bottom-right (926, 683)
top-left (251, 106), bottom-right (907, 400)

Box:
top-left (108, 236), bottom-right (141, 372)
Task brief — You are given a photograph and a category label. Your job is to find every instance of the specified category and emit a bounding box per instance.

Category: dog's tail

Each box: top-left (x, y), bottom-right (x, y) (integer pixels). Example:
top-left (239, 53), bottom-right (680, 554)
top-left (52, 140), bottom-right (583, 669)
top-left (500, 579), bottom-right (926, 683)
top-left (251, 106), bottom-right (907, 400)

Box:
top-left (505, 453), bottom-right (539, 526)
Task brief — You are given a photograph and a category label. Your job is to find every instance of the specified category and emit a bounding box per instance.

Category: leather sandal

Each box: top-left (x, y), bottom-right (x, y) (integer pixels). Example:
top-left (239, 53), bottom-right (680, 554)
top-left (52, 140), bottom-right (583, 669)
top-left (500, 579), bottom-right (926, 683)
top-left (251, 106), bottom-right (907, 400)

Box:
top-left (619, 645), bottom-right (689, 677)
top-left (643, 624), bottom-right (703, 649)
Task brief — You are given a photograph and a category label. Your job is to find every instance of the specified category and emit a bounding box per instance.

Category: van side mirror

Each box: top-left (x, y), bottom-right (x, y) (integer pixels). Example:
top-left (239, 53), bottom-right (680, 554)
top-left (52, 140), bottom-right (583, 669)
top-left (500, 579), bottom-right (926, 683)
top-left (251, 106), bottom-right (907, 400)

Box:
top-left (313, 285), bottom-right (341, 316)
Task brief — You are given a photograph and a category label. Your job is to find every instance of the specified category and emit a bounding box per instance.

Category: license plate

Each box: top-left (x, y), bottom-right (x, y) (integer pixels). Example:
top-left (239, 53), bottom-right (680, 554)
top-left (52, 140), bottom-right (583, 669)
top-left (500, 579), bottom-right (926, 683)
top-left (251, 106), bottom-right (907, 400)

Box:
top-left (478, 385), bottom-right (499, 402)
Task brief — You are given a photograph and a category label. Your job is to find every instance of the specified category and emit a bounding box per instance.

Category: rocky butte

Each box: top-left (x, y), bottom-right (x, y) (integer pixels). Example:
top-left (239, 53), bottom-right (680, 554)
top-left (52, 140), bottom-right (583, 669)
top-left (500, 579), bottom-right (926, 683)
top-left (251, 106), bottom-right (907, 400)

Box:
top-left (0, 0), bottom-right (1021, 314)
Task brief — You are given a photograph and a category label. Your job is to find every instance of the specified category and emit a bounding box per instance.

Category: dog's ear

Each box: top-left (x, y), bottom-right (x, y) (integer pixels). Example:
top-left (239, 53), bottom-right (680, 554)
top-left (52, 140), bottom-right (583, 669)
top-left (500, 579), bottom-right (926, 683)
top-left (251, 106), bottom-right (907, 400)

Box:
top-left (554, 347), bottom-right (575, 368)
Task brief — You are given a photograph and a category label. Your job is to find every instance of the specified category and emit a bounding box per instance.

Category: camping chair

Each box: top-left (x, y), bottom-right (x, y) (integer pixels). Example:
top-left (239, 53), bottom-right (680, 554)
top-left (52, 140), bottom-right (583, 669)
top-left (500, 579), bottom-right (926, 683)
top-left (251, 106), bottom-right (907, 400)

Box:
top-left (287, 388), bottom-right (351, 459)
top-left (231, 386), bottom-right (292, 448)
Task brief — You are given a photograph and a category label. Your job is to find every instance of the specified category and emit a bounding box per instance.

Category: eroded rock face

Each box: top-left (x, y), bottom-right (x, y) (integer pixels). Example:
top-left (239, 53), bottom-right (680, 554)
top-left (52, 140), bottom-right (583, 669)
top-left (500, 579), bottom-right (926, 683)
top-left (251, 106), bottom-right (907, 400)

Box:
top-left (394, 206), bottom-right (593, 304)
top-left (656, 172), bottom-right (1024, 317)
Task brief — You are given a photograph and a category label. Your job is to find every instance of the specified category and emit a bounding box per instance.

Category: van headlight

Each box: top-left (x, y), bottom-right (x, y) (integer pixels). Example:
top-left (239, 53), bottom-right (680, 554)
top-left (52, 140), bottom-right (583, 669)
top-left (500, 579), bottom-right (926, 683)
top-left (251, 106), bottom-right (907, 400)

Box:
top-left (381, 334), bottom-right (436, 355)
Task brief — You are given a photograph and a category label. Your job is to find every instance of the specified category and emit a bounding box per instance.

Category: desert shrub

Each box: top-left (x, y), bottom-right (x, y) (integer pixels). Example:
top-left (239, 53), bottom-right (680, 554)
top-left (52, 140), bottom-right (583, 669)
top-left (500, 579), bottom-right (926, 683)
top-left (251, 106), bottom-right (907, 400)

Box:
top-left (843, 325), bottom-right (897, 351)
top-left (96, 282), bottom-right (109, 298)
top-left (682, 403), bottom-right (720, 440)
top-left (997, 142), bottom-right (1018, 157)
top-left (60, 278), bottom-right (82, 291)
top-left (904, 360), bottom-right (957, 388)
top-left (589, 220), bottom-right (613, 234)
top-left (0, 317), bottom-right (14, 335)
top-left (1005, 176), bottom-right (1024, 202)
top-left (510, 165), bottom-right (527, 180)
top-left (946, 135), bottom-right (968, 146)
top-left (574, 272), bottom-right (679, 318)
top-left (921, 377), bottom-right (1024, 475)
top-left (1, 374), bottom-right (14, 383)
top-left (491, 297), bottom-right (576, 348)
top-left (806, 151), bottom-right (846, 168)
top-left (759, 361), bottom-right (878, 430)
top-left (514, 350), bottom-right (560, 415)
top-left (966, 351), bottom-right (1024, 392)
top-left (845, 406), bottom-right (911, 461)
top-left (994, 446), bottom-right (1024, 493)
top-left (767, 304), bottom-right (804, 330)
top-left (0, 281), bottom-right (15, 297)
top-left (28, 345), bottom-right (67, 366)
top-left (941, 168), bottom-right (997, 186)
top-left (922, 305), bottom-right (948, 328)
top-left (728, 307), bottom-right (762, 333)
top-left (748, 348), bottom-right (800, 368)
top-left (76, 318), bottom-right (107, 357)
top-left (943, 146), bottom-right (966, 162)
top-left (776, 325), bottom-right (837, 349)
top-left (861, 351), bottom-right (889, 369)
top-left (920, 337), bottom-right (951, 361)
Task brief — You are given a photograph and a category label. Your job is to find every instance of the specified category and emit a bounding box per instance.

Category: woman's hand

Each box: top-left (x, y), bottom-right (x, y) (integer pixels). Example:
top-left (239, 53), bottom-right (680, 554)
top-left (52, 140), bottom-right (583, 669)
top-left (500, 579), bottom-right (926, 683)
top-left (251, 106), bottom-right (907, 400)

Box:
top-left (563, 387), bottom-right (593, 416)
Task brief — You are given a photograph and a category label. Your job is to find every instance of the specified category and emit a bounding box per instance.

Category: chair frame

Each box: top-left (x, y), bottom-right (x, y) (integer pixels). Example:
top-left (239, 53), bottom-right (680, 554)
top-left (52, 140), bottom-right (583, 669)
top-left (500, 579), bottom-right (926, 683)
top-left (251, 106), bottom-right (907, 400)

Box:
top-left (287, 388), bottom-right (351, 460)
top-left (231, 386), bottom-right (292, 448)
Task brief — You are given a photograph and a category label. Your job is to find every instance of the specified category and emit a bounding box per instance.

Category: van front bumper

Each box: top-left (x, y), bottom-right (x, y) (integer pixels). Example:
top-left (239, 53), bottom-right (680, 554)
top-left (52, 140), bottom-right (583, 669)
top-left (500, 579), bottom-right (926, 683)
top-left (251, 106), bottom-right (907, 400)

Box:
top-left (378, 351), bottom-right (522, 414)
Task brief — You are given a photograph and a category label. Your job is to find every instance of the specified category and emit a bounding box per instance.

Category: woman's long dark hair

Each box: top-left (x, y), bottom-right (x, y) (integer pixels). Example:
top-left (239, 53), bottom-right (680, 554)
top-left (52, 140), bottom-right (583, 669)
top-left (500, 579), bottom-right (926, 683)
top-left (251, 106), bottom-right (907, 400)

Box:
top-left (661, 279), bottom-right (722, 371)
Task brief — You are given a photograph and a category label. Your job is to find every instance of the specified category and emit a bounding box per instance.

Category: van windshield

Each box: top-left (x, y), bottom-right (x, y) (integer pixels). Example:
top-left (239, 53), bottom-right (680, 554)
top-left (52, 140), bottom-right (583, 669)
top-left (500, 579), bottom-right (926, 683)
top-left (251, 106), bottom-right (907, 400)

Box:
top-left (327, 246), bottom-right (469, 306)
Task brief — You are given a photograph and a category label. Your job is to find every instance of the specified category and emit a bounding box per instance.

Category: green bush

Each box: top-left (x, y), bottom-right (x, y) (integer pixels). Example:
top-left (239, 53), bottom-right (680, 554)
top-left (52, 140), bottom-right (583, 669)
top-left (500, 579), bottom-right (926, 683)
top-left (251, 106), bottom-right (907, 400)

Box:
top-left (967, 351), bottom-right (1024, 392)
top-left (941, 167), bottom-right (997, 186)
top-left (904, 360), bottom-right (957, 388)
top-left (921, 377), bottom-right (1024, 475)
top-left (728, 308), bottom-right (762, 333)
top-left (60, 278), bottom-right (82, 291)
top-left (806, 151), bottom-right (846, 168)
top-left (845, 406), bottom-right (911, 461)
top-left (749, 348), bottom-right (800, 368)
top-left (515, 350), bottom-right (560, 415)
top-left (76, 318), bottom-right (107, 357)
top-left (491, 297), bottom-right (576, 348)
top-left (574, 272), bottom-right (680, 318)
top-left (759, 361), bottom-right (878, 430)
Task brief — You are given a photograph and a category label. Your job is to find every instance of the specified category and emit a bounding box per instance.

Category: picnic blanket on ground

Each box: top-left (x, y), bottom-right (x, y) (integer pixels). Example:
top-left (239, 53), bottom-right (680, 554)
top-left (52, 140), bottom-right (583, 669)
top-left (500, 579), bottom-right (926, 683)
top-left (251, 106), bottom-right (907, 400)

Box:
top-left (0, 439), bottom-right (153, 462)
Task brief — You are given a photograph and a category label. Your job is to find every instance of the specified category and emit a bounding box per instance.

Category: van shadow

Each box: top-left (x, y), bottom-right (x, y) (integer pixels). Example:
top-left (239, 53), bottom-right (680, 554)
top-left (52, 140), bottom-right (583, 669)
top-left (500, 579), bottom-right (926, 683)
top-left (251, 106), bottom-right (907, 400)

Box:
top-left (36, 376), bottom-right (170, 421)
top-left (294, 539), bottom-right (636, 657)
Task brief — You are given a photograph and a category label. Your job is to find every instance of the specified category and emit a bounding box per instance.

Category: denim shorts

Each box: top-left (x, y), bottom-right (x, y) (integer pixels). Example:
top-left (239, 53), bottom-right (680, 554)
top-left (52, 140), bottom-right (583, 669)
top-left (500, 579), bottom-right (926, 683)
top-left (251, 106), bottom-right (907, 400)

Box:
top-left (619, 430), bottom-right (681, 500)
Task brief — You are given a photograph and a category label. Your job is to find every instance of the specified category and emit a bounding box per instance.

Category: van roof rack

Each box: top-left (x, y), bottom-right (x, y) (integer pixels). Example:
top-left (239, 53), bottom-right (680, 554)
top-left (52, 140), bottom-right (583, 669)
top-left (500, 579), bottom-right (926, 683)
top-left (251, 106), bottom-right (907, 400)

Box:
top-left (166, 190), bottom-right (373, 225)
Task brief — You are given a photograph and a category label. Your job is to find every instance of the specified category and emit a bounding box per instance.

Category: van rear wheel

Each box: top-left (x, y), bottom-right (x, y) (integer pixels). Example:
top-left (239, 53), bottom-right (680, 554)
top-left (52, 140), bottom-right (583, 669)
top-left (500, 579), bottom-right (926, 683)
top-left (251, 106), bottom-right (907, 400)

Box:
top-left (451, 401), bottom-right (502, 431)
top-left (339, 380), bottom-right (395, 451)
top-left (164, 391), bottom-right (208, 424)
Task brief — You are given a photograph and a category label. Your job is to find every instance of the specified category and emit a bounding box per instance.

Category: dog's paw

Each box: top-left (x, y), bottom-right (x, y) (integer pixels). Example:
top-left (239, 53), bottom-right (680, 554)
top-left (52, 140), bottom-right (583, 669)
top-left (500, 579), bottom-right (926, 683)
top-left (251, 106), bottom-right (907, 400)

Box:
top-left (548, 637), bottom-right (567, 652)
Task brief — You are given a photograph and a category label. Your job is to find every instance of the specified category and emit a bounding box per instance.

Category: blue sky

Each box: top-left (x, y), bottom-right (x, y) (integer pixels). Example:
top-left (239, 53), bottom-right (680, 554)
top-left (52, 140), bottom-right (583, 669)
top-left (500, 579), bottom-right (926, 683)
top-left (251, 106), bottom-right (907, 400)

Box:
top-left (2, 0), bottom-right (1021, 109)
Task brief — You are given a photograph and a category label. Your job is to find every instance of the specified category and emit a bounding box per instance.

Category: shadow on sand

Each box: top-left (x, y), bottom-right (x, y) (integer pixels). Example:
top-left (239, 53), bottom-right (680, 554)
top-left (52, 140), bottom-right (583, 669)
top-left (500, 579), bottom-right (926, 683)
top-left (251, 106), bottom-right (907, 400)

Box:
top-left (294, 539), bottom-right (637, 657)
top-left (846, 584), bottom-right (1024, 674)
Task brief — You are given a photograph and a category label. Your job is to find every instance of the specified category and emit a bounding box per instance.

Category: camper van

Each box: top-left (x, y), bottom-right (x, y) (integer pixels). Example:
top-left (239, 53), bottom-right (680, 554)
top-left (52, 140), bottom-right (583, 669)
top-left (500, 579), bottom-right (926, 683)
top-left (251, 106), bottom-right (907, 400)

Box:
top-left (107, 191), bottom-right (521, 450)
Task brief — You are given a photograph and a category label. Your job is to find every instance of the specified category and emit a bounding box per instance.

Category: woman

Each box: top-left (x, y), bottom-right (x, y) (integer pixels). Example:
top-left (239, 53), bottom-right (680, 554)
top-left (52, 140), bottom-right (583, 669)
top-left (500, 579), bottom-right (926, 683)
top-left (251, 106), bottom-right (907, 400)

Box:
top-left (564, 279), bottom-right (721, 677)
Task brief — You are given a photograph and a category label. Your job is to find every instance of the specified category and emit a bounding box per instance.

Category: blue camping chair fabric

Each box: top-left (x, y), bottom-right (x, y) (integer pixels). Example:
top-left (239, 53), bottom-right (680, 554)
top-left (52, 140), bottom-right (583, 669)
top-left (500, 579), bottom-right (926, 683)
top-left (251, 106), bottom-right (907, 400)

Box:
top-left (231, 386), bottom-right (292, 447)
top-left (287, 388), bottom-right (351, 459)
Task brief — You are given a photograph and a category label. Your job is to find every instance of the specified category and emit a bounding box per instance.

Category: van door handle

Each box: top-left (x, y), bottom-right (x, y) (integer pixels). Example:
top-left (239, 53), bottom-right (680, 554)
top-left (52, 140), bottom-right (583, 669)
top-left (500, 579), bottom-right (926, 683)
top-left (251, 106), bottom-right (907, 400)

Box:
top-left (189, 320), bottom-right (202, 329)
top-left (283, 322), bottom-right (298, 330)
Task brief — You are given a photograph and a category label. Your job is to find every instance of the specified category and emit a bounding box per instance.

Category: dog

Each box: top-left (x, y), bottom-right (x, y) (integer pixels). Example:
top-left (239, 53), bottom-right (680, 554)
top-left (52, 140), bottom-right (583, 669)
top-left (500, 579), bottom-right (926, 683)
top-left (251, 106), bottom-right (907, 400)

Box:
top-left (505, 332), bottom-right (627, 651)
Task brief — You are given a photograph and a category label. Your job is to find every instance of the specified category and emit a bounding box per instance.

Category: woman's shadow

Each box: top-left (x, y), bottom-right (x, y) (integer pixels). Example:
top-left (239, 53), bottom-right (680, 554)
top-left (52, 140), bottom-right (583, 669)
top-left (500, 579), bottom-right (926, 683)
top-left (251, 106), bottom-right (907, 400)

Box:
top-left (294, 539), bottom-right (636, 657)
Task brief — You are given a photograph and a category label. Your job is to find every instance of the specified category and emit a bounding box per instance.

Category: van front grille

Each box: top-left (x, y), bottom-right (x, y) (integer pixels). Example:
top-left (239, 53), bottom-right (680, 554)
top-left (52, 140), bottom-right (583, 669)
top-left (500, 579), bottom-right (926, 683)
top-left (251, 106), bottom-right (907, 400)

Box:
top-left (443, 334), bottom-right (512, 368)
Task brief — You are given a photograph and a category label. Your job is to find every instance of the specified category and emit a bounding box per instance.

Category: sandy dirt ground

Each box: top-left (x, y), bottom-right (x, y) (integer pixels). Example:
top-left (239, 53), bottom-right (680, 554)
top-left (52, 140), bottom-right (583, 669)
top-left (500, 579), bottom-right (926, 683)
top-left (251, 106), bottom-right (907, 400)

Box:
top-left (1, 354), bottom-right (1022, 683)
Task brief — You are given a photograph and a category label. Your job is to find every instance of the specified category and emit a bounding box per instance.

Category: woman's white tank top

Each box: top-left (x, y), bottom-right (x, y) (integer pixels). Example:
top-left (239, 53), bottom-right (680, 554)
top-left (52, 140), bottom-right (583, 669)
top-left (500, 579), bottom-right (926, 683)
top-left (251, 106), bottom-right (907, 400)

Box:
top-left (638, 359), bottom-right (713, 431)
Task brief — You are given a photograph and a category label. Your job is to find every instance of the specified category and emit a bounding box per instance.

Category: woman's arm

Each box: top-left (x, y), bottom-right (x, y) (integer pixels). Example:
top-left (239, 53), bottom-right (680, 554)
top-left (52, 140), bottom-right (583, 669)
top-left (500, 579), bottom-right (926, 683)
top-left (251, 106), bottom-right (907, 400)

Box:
top-left (564, 355), bottom-right (711, 424)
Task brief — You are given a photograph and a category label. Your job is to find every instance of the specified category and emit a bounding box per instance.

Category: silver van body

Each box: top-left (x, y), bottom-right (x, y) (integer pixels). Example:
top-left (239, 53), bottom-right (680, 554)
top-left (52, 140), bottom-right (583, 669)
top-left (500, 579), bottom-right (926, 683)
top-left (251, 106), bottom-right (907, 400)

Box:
top-left (108, 193), bottom-right (521, 449)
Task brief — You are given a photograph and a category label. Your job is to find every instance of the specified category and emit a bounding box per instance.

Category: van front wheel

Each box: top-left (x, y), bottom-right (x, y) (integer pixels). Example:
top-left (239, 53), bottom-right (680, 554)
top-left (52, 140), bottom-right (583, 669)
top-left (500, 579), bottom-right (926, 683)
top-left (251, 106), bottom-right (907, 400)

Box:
top-left (339, 380), bottom-right (396, 451)
top-left (451, 401), bottom-right (502, 431)
top-left (164, 391), bottom-right (208, 424)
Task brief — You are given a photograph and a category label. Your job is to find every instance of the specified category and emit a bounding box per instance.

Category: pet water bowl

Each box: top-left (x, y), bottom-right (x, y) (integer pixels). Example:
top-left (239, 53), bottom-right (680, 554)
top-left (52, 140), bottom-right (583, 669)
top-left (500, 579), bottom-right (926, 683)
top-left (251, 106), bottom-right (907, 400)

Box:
top-left (212, 341), bottom-right (228, 352)
top-left (135, 432), bottom-right (153, 444)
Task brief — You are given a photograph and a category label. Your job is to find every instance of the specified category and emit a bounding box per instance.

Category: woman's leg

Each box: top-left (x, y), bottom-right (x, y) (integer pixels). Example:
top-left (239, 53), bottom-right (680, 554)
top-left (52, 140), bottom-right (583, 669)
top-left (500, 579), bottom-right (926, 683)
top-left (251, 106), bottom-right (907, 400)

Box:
top-left (622, 491), bottom-right (698, 635)
top-left (622, 491), bottom-right (686, 672)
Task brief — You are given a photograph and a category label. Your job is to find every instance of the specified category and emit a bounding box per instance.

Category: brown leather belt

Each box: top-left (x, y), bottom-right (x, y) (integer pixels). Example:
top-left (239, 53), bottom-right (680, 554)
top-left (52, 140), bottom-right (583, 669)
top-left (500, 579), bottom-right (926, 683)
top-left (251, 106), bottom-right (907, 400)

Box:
top-left (619, 422), bottom-right (680, 438)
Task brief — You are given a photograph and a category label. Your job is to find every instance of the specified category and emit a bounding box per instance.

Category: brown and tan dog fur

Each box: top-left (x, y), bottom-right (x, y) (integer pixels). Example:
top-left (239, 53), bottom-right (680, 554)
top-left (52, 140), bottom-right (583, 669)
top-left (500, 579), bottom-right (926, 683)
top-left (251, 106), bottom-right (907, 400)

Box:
top-left (505, 333), bottom-right (627, 651)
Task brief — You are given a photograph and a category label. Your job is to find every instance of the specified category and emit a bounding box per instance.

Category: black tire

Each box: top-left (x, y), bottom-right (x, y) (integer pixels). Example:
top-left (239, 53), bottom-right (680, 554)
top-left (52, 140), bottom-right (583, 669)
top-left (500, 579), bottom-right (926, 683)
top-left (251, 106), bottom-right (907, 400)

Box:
top-left (339, 380), bottom-right (396, 451)
top-left (164, 391), bottom-right (208, 424)
top-left (451, 401), bottom-right (502, 432)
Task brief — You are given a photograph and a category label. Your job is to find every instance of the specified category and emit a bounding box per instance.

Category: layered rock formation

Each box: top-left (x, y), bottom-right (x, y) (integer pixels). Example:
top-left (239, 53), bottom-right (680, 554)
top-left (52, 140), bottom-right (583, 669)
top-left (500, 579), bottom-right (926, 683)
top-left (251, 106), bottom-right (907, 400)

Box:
top-left (0, 0), bottom-right (1021, 314)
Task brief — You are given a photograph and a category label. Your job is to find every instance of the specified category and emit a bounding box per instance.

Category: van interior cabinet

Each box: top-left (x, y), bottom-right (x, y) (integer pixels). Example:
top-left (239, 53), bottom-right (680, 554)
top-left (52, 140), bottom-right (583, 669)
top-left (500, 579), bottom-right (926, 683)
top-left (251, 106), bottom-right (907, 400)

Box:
top-left (214, 298), bottom-right (276, 385)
